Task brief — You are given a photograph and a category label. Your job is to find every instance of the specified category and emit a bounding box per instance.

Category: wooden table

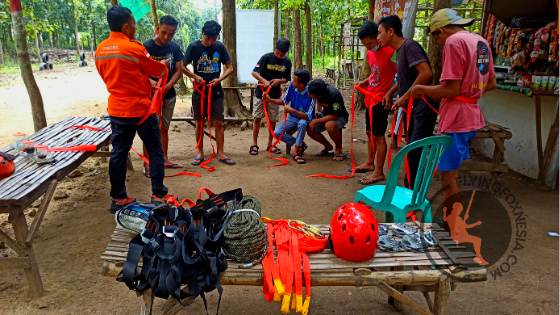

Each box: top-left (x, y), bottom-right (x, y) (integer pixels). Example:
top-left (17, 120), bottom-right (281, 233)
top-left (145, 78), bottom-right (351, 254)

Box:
top-left (0, 117), bottom-right (111, 297)
top-left (101, 223), bottom-right (487, 315)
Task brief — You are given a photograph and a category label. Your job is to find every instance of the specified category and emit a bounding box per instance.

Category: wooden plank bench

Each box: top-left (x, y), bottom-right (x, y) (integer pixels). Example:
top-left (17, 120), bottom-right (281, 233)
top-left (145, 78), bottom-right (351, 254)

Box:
top-left (101, 223), bottom-right (487, 315)
top-left (0, 117), bottom-right (111, 297)
top-left (461, 123), bottom-right (513, 173)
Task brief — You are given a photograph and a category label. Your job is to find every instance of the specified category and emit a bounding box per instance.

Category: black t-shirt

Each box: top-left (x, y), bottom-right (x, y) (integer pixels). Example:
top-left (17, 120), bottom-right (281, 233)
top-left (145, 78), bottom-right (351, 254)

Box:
top-left (396, 38), bottom-right (430, 97)
top-left (318, 85), bottom-right (349, 120)
top-left (253, 52), bottom-right (292, 99)
top-left (184, 40), bottom-right (231, 92)
top-left (143, 38), bottom-right (184, 99)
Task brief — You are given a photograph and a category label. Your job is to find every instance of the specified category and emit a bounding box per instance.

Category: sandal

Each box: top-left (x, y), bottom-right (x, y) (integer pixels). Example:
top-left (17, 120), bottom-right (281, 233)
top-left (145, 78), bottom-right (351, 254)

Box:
top-left (267, 145), bottom-right (282, 154)
top-left (359, 174), bottom-right (385, 185)
top-left (219, 156), bottom-right (236, 165)
top-left (316, 148), bottom-right (334, 156)
top-left (191, 156), bottom-right (205, 166)
top-left (293, 155), bottom-right (306, 164)
top-left (249, 145), bottom-right (259, 155)
top-left (332, 153), bottom-right (347, 161)
top-left (164, 162), bottom-right (182, 169)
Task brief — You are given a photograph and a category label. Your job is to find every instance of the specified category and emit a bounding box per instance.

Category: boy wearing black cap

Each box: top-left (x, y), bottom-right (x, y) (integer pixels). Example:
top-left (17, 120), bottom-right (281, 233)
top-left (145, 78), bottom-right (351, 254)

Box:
top-left (249, 38), bottom-right (292, 156)
top-left (183, 20), bottom-right (236, 165)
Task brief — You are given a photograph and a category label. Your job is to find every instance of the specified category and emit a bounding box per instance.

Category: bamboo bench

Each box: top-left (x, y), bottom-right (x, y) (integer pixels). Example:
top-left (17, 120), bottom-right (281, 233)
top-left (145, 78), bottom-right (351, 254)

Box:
top-left (461, 123), bottom-right (513, 173)
top-left (0, 117), bottom-right (111, 297)
top-left (101, 223), bottom-right (487, 315)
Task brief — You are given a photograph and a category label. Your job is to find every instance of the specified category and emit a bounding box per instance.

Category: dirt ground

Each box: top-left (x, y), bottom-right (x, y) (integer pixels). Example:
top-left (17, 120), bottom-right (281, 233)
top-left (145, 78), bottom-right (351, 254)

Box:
top-left (0, 66), bottom-right (558, 314)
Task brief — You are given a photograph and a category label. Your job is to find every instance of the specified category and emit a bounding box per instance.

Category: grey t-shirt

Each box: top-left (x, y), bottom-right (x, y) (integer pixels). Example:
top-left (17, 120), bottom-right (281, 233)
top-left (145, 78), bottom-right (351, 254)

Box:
top-left (396, 38), bottom-right (430, 97)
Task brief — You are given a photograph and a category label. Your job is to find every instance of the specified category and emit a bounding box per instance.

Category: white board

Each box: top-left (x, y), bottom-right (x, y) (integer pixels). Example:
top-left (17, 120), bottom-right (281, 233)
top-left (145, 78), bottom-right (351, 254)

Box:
top-left (235, 9), bottom-right (275, 84)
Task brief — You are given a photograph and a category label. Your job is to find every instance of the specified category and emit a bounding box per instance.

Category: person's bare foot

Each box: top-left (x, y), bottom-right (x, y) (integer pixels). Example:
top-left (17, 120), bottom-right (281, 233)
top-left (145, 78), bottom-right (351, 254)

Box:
top-left (474, 256), bottom-right (489, 266)
top-left (355, 162), bottom-right (374, 173)
top-left (359, 172), bottom-right (385, 185)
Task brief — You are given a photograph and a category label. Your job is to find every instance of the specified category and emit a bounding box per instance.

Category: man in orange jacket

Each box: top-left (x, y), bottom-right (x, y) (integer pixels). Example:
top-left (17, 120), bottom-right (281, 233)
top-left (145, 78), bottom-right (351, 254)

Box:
top-left (95, 6), bottom-right (170, 212)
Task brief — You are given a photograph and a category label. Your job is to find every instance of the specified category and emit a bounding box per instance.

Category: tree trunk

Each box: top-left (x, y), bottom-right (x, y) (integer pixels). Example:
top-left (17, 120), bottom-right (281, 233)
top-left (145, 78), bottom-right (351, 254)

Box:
top-left (71, 1), bottom-right (81, 57)
top-left (319, 14), bottom-right (324, 69)
top-left (402, 0), bottom-right (418, 38)
top-left (222, 0), bottom-right (250, 118)
top-left (293, 8), bottom-right (303, 70)
top-left (0, 39), bottom-right (4, 64)
top-left (304, 1), bottom-right (312, 76)
top-left (48, 32), bottom-right (53, 47)
top-left (283, 8), bottom-right (289, 38)
top-left (10, 0), bottom-right (47, 131)
top-left (273, 0), bottom-right (279, 47)
top-left (150, 0), bottom-right (159, 30)
top-left (428, 0), bottom-right (451, 84)
top-left (368, 0), bottom-right (375, 21)
top-left (34, 30), bottom-right (40, 60)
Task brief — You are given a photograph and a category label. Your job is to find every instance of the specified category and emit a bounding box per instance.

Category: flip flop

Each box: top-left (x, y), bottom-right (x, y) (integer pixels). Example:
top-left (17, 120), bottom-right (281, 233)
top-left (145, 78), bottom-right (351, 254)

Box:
top-left (332, 153), bottom-right (347, 161)
top-left (293, 155), bottom-right (306, 164)
top-left (164, 162), bottom-right (182, 169)
top-left (191, 156), bottom-right (205, 166)
top-left (316, 149), bottom-right (334, 156)
top-left (219, 156), bottom-right (236, 165)
top-left (353, 166), bottom-right (374, 173)
top-left (249, 145), bottom-right (259, 155)
top-left (267, 146), bottom-right (282, 154)
top-left (359, 175), bottom-right (385, 185)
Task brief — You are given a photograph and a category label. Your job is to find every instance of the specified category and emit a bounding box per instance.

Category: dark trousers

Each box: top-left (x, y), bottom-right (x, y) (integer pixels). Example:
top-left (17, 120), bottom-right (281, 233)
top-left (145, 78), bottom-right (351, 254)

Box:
top-left (405, 99), bottom-right (438, 188)
top-left (109, 115), bottom-right (168, 199)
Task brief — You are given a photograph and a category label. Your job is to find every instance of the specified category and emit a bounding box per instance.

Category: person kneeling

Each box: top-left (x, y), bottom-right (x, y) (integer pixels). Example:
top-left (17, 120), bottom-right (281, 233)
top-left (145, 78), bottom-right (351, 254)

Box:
top-left (306, 79), bottom-right (349, 161)
top-left (266, 69), bottom-right (314, 164)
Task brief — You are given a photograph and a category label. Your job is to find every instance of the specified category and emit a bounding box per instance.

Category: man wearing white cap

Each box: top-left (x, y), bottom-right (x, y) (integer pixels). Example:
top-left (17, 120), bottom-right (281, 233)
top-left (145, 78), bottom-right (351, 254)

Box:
top-left (410, 8), bottom-right (497, 206)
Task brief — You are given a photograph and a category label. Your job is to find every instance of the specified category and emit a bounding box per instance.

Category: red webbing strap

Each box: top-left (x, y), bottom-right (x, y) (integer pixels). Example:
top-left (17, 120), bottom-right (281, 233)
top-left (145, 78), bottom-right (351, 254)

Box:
top-left (453, 95), bottom-right (478, 104)
top-left (354, 85), bottom-right (385, 159)
top-left (130, 147), bottom-right (201, 177)
top-left (291, 231), bottom-right (303, 313)
top-left (259, 84), bottom-right (289, 167)
top-left (46, 144), bottom-right (97, 152)
top-left (139, 68), bottom-right (169, 126)
top-left (69, 125), bottom-right (110, 132)
top-left (262, 222), bottom-right (276, 301)
top-left (301, 252), bottom-right (311, 315)
top-left (193, 81), bottom-right (206, 151)
top-left (197, 186), bottom-right (214, 200)
top-left (420, 95), bottom-right (440, 115)
top-left (199, 84), bottom-right (217, 172)
top-left (279, 225), bottom-right (294, 314)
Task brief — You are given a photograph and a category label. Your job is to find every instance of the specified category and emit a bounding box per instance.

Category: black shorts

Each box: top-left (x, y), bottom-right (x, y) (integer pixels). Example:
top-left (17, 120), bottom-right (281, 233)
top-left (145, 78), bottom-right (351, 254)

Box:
top-left (192, 88), bottom-right (224, 122)
top-left (365, 103), bottom-right (389, 136)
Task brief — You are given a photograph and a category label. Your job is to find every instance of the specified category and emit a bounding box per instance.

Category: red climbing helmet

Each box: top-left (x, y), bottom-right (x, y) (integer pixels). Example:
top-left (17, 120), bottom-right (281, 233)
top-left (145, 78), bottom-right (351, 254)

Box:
top-left (0, 155), bottom-right (15, 180)
top-left (330, 202), bottom-right (379, 262)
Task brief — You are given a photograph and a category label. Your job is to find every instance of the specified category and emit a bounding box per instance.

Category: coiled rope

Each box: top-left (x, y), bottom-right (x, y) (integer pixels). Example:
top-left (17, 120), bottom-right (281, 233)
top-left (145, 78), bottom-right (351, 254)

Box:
top-left (223, 195), bottom-right (268, 263)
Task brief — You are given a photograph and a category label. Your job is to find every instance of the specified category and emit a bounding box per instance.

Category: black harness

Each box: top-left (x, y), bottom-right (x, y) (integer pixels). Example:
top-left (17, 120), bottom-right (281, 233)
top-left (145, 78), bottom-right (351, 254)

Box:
top-left (119, 188), bottom-right (243, 314)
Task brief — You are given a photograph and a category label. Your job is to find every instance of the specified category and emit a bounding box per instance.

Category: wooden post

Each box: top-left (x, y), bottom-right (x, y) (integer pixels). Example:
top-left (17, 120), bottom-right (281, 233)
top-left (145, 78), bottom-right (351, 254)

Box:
top-left (433, 275), bottom-right (451, 315)
top-left (9, 208), bottom-right (44, 297)
top-left (535, 94), bottom-right (545, 182)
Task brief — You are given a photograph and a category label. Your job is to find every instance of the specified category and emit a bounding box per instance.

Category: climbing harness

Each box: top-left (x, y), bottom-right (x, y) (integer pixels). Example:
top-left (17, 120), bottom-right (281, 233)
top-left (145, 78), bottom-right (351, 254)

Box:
top-left (119, 187), bottom-right (243, 314)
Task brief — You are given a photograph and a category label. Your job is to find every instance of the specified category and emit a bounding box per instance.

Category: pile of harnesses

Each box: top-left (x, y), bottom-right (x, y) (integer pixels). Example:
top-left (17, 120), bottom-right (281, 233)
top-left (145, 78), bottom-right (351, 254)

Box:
top-left (117, 187), bottom-right (243, 314)
top-left (261, 219), bottom-right (328, 315)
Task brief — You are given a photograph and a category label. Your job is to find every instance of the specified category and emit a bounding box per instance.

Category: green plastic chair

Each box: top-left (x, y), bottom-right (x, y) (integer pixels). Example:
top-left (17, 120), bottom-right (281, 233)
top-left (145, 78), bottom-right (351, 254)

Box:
top-left (354, 135), bottom-right (452, 223)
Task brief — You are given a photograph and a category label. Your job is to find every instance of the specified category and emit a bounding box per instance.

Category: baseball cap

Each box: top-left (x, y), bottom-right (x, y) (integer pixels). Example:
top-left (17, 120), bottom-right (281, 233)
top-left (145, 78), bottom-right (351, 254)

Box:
top-left (429, 8), bottom-right (474, 33)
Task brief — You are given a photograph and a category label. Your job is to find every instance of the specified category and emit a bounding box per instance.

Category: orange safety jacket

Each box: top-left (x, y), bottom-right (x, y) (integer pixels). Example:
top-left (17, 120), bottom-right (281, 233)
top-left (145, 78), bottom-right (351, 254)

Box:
top-left (95, 32), bottom-right (166, 118)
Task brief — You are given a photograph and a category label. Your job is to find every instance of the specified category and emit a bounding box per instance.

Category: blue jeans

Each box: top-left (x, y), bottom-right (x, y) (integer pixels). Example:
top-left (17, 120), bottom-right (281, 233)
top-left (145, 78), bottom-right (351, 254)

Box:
top-left (274, 119), bottom-right (308, 147)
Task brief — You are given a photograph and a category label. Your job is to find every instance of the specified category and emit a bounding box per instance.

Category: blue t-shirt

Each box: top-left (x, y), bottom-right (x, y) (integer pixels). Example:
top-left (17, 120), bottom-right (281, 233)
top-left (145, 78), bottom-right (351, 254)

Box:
top-left (282, 83), bottom-right (315, 122)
